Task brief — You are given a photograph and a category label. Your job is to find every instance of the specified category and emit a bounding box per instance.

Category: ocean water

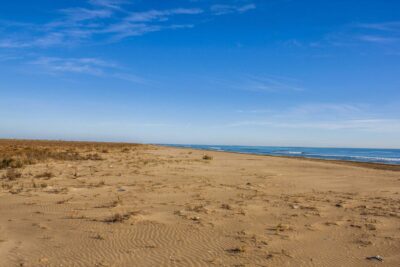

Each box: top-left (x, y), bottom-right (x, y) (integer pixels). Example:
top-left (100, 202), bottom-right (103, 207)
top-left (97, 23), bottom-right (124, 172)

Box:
top-left (166, 144), bottom-right (400, 165)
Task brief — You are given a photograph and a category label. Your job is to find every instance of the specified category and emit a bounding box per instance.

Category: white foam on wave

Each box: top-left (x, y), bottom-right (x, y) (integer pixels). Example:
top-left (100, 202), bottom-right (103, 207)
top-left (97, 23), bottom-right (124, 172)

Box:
top-left (272, 150), bottom-right (303, 155)
top-left (306, 153), bottom-right (400, 162)
top-left (348, 155), bottom-right (400, 162)
top-left (286, 151), bottom-right (303, 155)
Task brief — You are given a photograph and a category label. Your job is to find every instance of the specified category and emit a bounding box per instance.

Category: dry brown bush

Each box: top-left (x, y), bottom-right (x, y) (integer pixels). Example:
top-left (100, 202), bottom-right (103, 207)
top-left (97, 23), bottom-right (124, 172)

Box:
top-left (102, 212), bottom-right (132, 223)
top-left (2, 169), bottom-right (22, 181)
top-left (35, 171), bottom-right (54, 179)
top-left (0, 140), bottom-right (131, 169)
top-left (202, 154), bottom-right (213, 160)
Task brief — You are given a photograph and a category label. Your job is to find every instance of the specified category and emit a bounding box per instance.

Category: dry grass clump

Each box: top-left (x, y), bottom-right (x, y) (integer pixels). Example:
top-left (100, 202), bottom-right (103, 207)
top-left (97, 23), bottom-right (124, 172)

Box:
top-left (272, 223), bottom-right (293, 232)
top-left (202, 154), bottom-right (213, 160)
top-left (0, 139), bottom-right (145, 170)
top-left (0, 148), bottom-right (83, 170)
top-left (95, 196), bottom-right (123, 208)
top-left (31, 180), bottom-right (49, 189)
top-left (84, 153), bottom-right (103, 161)
top-left (56, 197), bottom-right (73, 204)
top-left (0, 143), bottom-right (108, 170)
top-left (226, 246), bottom-right (246, 254)
top-left (92, 234), bottom-right (105, 240)
top-left (1, 157), bottom-right (24, 169)
top-left (1, 169), bottom-right (22, 181)
top-left (35, 171), bottom-right (54, 179)
top-left (221, 203), bottom-right (233, 210)
top-left (90, 180), bottom-right (106, 187)
top-left (102, 212), bottom-right (132, 223)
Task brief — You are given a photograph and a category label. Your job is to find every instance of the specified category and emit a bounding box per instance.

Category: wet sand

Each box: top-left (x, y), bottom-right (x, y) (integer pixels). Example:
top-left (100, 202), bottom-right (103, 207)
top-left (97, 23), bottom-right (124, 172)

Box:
top-left (0, 140), bottom-right (399, 266)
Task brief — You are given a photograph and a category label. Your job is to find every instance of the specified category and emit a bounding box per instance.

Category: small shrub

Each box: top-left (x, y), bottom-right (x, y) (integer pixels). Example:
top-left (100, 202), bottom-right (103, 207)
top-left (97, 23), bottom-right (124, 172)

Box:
top-left (85, 153), bottom-right (103, 160)
top-left (35, 171), bottom-right (54, 179)
top-left (226, 246), bottom-right (246, 254)
top-left (92, 234), bottom-right (105, 240)
top-left (2, 169), bottom-right (22, 181)
top-left (202, 154), bottom-right (213, 160)
top-left (102, 212), bottom-right (132, 223)
top-left (92, 180), bottom-right (105, 187)
top-left (0, 158), bottom-right (24, 169)
top-left (221, 203), bottom-right (232, 210)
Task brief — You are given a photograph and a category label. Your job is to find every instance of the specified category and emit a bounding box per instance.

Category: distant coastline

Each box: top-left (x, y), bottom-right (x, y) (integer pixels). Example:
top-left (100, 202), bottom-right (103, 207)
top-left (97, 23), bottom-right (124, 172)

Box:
top-left (163, 144), bottom-right (400, 167)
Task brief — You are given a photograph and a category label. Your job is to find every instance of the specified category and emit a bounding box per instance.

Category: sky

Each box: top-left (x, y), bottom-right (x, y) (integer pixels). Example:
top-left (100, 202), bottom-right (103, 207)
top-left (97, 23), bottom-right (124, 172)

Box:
top-left (0, 0), bottom-right (400, 148)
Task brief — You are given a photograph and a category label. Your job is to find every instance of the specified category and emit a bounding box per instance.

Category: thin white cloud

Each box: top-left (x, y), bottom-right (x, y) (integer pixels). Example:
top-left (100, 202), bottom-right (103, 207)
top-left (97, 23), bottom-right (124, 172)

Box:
top-left (212, 74), bottom-right (304, 93)
top-left (227, 118), bottom-right (400, 132)
top-left (60, 7), bottom-right (113, 22)
top-left (30, 56), bottom-right (147, 84)
top-left (211, 4), bottom-right (256, 15)
top-left (0, 32), bottom-right (68, 48)
top-left (0, 39), bottom-right (29, 48)
top-left (103, 22), bottom-right (163, 39)
top-left (344, 21), bottom-right (400, 46)
top-left (0, 1), bottom-right (255, 48)
top-left (291, 103), bottom-right (363, 115)
top-left (89, 0), bottom-right (127, 9)
top-left (226, 102), bottom-right (400, 133)
top-left (356, 21), bottom-right (400, 32)
top-left (357, 35), bottom-right (399, 44)
top-left (127, 8), bottom-right (203, 22)
top-left (243, 75), bottom-right (304, 92)
top-left (31, 57), bottom-right (113, 75)
top-left (0, 54), bottom-right (22, 61)
top-left (102, 22), bottom-right (194, 41)
top-left (284, 20), bottom-right (400, 50)
top-left (236, 109), bottom-right (272, 114)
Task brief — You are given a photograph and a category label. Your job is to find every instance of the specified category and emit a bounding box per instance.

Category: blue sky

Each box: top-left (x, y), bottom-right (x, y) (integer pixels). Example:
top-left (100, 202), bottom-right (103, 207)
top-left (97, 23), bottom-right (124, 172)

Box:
top-left (1, 0), bottom-right (400, 148)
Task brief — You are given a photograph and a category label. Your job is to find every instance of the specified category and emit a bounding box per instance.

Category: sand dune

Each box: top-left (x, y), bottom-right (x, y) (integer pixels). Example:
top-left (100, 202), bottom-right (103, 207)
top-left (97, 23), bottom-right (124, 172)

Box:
top-left (0, 140), bottom-right (399, 266)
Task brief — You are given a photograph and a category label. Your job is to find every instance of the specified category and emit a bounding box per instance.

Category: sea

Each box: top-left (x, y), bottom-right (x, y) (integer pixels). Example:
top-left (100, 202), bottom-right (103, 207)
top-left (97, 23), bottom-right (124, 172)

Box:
top-left (165, 144), bottom-right (400, 165)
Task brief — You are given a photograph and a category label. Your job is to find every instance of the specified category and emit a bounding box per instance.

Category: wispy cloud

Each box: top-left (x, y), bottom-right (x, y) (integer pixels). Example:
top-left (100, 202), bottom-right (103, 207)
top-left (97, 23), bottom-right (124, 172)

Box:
top-left (127, 8), bottom-right (203, 22)
top-left (356, 35), bottom-right (399, 44)
top-left (226, 118), bottom-right (400, 132)
top-left (236, 109), bottom-right (272, 114)
top-left (89, 0), bottom-right (127, 9)
top-left (102, 22), bottom-right (194, 41)
top-left (30, 56), bottom-right (146, 84)
top-left (210, 4), bottom-right (256, 15)
top-left (60, 7), bottom-right (113, 22)
top-left (0, 1), bottom-right (256, 83)
top-left (212, 74), bottom-right (304, 93)
top-left (291, 103), bottom-right (363, 115)
top-left (284, 20), bottom-right (400, 50)
top-left (243, 75), bottom-right (304, 92)
top-left (333, 21), bottom-right (400, 46)
top-left (0, 53), bottom-right (22, 62)
top-left (226, 102), bottom-right (400, 133)
top-left (31, 57), bottom-right (116, 76)
top-left (356, 21), bottom-right (400, 32)
top-left (233, 103), bottom-right (366, 118)
top-left (0, 1), bottom-right (255, 49)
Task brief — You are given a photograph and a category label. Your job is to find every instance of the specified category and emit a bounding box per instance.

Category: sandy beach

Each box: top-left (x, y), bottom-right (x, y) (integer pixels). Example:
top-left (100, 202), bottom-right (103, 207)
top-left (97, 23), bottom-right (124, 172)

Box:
top-left (0, 140), bottom-right (399, 266)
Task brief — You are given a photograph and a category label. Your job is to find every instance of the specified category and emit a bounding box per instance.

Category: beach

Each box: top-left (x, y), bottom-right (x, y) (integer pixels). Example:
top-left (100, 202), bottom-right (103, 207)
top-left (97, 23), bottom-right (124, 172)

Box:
top-left (1, 140), bottom-right (399, 266)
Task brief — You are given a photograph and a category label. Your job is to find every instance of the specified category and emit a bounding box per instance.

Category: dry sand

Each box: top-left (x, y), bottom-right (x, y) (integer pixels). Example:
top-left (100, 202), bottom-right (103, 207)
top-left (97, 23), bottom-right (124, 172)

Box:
top-left (0, 140), bottom-right (399, 266)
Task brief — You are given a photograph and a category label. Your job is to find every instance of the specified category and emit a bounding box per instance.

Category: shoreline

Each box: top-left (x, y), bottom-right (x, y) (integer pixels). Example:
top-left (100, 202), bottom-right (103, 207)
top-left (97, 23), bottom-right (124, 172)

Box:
top-left (159, 144), bottom-right (400, 172)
